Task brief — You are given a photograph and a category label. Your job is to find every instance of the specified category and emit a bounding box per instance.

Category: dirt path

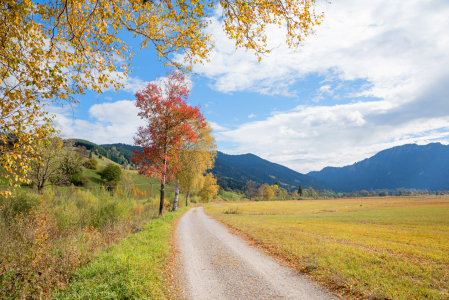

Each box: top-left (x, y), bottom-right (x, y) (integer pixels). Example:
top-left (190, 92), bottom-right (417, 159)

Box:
top-left (175, 207), bottom-right (339, 300)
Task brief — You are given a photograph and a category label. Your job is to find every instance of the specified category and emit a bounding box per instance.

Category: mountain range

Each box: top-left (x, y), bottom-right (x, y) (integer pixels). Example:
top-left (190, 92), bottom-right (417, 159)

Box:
top-left (308, 143), bottom-right (449, 191)
top-left (71, 139), bottom-right (331, 191)
top-left (211, 152), bottom-right (332, 191)
top-left (72, 139), bottom-right (449, 192)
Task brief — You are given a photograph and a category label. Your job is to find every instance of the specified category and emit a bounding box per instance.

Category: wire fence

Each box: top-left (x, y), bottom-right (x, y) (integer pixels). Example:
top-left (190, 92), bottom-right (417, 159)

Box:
top-left (0, 182), bottom-right (158, 189)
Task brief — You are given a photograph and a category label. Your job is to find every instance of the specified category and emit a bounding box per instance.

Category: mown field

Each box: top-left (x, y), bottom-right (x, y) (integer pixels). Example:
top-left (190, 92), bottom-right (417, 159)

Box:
top-left (205, 197), bottom-right (449, 299)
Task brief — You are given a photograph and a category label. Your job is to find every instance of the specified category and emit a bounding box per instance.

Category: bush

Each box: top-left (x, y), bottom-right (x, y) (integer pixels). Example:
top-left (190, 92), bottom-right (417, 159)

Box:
top-left (0, 187), bottom-right (155, 299)
top-left (84, 158), bottom-right (98, 170)
top-left (99, 164), bottom-right (122, 182)
top-left (0, 190), bottom-right (40, 223)
top-left (70, 173), bottom-right (89, 187)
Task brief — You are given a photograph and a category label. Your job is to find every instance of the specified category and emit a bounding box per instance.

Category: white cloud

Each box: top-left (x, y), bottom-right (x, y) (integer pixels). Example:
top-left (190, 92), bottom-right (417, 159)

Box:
top-left (216, 100), bottom-right (449, 173)
top-left (175, 0), bottom-right (449, 173)
top-left (209, 121), bottom-right (229, 132)
top-left (52, 100), bottom-right (145, 144)
top-left (52, 73), bottom-right (196, 145)
top-left (183, 0), bottom-right (449, 102)
top-left (104, 96), bottom-right (112, 101)
top-left (313, 85), bottom-right (333, 102)
top-left (248, 114), bottom-right (256, 118)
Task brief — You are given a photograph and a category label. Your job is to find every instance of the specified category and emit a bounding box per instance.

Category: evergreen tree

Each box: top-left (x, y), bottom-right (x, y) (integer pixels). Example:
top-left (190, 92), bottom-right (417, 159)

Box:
top-left (298, 185), bottom-right (303, 196)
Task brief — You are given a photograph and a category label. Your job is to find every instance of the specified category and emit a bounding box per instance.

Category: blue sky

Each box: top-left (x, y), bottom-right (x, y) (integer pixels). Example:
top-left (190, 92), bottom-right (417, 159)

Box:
top-left (52, 0), bottom-right (449, 173)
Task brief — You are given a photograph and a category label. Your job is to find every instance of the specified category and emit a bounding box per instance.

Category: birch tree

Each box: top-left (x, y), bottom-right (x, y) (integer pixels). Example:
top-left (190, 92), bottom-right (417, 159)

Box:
top-left (174, 122), bottom-right (216, 210)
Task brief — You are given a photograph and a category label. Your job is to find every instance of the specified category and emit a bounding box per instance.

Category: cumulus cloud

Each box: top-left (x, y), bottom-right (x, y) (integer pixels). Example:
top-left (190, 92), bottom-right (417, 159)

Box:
top-left (209, 121), bottom-right (230, 132)
top-left (186, 0), bottom-right (449, 101)
top-left (52, 100), bottom-right (145, 144)
top-left (248, 114), bottom-right (256, 118)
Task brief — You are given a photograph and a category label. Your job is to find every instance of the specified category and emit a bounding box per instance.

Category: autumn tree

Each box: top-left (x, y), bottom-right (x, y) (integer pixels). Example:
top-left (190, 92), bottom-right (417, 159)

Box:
top-left (245, 180), bottom-right (258, 200)
top-left (84, 158), bottom-right (98, 170)
top-left (175, 122), bottom-right (216, 210)
top-left (198, 173), bottom-right (219, 203)
top-left (133, 72), bottom-right (205, 215)
top-left (1, 0), bottom-right (324, 196)
top-left (261, 183), bottom-right (274, 200)
top-left (28, 137), bottom-right (70, 194)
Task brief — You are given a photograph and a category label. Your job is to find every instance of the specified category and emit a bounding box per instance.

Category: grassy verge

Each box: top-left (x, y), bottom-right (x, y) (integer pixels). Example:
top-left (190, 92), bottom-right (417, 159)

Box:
top-left (205, 197), bottom-right (449, 299)
top-left (54, 207), bottom-right (188, 299)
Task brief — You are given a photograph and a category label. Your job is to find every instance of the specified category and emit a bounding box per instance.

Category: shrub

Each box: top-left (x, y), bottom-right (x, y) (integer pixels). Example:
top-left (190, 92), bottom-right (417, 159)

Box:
top-left (223, 207), bottom-right (241, 214)
top-left (0, 190), bottom-right (40, 223)
top-left (0, 187), bottom-right (155, 299)
top-left (70, 173), bottom-right (89, 187)
top-left (99, 164), bottom-right (122, 182)
top-left (84, 158), bottom-right (98, 170)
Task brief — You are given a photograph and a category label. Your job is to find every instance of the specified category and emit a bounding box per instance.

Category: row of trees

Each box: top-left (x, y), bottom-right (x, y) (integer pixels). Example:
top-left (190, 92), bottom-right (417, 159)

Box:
top-left (243, 181), bottom-right (449, 201)
top-left (132, 73), bottom-right (219, 215)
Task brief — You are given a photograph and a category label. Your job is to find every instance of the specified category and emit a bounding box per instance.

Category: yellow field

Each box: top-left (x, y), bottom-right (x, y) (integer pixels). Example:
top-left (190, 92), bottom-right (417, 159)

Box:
top-left (205, 197), bottom-right (449, 299)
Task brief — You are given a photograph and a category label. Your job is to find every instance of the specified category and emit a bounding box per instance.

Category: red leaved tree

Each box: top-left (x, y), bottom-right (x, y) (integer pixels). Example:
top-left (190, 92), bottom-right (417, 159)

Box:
top-left (132, 72), bottom-right (205, 215)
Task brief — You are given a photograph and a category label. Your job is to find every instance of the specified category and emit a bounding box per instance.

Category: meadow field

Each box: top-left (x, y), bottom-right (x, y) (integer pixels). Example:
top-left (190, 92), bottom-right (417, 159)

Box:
top-left (205, 197), bottom-right (449, 300)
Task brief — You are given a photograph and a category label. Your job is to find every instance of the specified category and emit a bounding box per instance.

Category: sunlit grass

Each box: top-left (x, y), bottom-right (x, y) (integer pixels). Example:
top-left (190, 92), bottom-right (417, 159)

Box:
top-left (205, 197), bottom-right (449, 299)
top-left (54, 208), bottom-right (188, 299)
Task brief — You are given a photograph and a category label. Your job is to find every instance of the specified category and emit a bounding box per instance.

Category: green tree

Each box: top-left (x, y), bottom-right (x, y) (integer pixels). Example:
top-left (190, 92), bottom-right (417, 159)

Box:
top-left (99, 164), bottom-right (122, 182)
top-left (60, 152), bottom-right (86, 186)
top-left (298, 185), bottom-right (303, 197)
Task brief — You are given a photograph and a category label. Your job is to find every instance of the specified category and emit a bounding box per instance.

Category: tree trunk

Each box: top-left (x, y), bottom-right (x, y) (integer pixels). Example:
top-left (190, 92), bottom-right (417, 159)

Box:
top-left (159, 181), bottom-right (165, 215)
top-left (159, 159), bottom-right (166, 216)
top-left (38, 185), bottom-right (43, 195)
top-left (186, 191), bottom-right (190, 206)
top-left (173, 184), bottom-right (179, 211)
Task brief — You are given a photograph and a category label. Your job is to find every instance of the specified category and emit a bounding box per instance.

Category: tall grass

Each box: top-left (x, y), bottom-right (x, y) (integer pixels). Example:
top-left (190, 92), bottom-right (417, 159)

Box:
top-left (0, 186), bottom-right (173, 299)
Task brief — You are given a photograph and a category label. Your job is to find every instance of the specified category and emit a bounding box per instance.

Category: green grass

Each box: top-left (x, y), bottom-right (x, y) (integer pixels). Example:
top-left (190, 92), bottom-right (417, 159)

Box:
top-left (81, 154), bottom-right (178, 197)
top-left (54, 207), bottom-right (188, 299)
top-left (205, 197), bottom-right (449, 299)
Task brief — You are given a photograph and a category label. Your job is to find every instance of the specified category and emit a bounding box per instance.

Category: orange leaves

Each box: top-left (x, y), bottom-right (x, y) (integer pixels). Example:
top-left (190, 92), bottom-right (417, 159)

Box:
top-left (132, 72), bottom-right (206, 185)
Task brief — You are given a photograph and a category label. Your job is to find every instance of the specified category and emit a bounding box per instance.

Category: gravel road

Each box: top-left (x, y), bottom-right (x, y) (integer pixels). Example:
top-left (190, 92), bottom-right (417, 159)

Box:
top-left (176, 207), bottom-right (340, 300)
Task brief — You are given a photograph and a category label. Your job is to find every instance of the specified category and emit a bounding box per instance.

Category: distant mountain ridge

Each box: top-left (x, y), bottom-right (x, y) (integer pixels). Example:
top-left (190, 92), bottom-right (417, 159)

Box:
top-left (308, 143), bottom-right (449, 191)
top-left (212, 151), bottom-right (334, 191)
top-left (70, 139), bottom-right (333, 191)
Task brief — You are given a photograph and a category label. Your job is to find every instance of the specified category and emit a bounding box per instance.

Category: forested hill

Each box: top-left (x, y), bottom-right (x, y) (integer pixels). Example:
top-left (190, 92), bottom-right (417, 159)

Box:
top-left (307, 143), bottom-right (449, 191)
top-left (212, 151), bottom-right (334, 191)
top-left (70, 139), bottom-right (333, 192)
top-left (71, 139), bottom-right (141, 166)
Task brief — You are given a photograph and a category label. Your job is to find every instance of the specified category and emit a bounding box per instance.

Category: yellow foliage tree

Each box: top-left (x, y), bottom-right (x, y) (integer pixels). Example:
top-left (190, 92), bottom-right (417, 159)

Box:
top-left (262, 183), bottom-right (275, 200)
top-left (198, 173), bottom-right (219, 203)
top-left (176, 122), bottom-right (216, 207)
top-left (1, 0), bottom-right (324, 195)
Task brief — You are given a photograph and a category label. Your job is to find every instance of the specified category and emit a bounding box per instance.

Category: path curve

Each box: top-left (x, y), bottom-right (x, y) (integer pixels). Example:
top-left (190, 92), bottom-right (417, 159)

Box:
top-left (176, 207), bottom-right (340, 300)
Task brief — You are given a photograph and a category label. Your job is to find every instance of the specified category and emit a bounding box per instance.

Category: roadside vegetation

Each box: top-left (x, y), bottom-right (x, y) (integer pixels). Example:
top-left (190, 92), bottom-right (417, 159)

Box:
top-left (0, 185), bottom-right (186, 299)
top-left (54, 207), bottom-right (188, 299)
top-left (205, 197), bottom-right (449, 299)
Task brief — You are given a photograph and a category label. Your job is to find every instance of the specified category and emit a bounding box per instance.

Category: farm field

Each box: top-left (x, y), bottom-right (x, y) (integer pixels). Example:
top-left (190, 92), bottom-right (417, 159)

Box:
top-left (205, 197), bottom-right (449, 299)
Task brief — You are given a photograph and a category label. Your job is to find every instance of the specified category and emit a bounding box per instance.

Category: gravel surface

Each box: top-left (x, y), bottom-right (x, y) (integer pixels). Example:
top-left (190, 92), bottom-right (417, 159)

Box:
top-left (176, 207), bottom-right (340, 300)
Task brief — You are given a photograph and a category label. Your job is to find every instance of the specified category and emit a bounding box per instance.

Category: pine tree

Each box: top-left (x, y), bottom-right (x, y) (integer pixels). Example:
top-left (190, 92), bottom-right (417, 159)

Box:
top-left (298, 185), bottom-right (303, 197)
